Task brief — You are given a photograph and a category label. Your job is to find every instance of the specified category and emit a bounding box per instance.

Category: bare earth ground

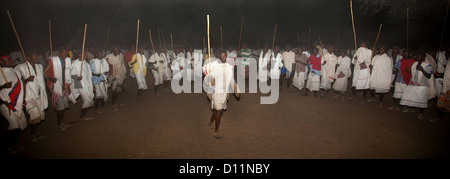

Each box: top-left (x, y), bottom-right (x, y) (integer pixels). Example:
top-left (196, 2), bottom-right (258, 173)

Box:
top-left (11, 74), bottom-right (450, 159)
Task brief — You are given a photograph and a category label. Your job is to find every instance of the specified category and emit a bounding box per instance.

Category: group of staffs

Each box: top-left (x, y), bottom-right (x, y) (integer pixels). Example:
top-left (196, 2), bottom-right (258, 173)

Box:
top-left (3, 0), bottom-right (450, 85)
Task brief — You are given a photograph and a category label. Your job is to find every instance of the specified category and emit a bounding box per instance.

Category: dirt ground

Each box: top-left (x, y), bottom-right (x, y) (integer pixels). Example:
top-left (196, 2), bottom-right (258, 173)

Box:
top-left (7, 74), bottom-right (450, 159)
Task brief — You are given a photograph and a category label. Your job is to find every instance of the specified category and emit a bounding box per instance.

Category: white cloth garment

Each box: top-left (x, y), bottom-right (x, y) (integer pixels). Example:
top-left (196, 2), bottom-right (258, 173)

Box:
top-left (90, 58), bottom-right (109, 101)
top-left (282, 51), bottom-right (295, 74)
top-left (50, 56), bottom-right (72, 96)
top-left (320, 52), bottom-right (338, 90)
top-left (400, 61), bottom-right (433, 108)
top-left (352, 47), bottom-right (372, 89)
top-left (306, 72), bottom-right (321, 92)
top-left (161, 53), bottom-right (172, 80)
top-left (442, 60), bottom-right (450, 94)
top-left (269, 52), bottom-right (283, 79)
top-left (15, 61), bottom-right (48, 121)
top-left (148, 53), bottom-right (165, 86)
top-left (69, 59), bottom-right (94, 109)
top-left (131, 53), bottom-right (148, 90)
top-left (0, 68), bottom-right (27, 130)
top-left (106, 53), bottom-right (127, 85)
top-left (333, 55), bottom-right (352, 92)
top-left (293, 52), bottom-right (310, 90)
top-left (258, 50), bottom-right (272, 82)
top-left (370, 53), bottom-right (393, 93)
top-left (203, 59), bottom-right (238, 110)
top-left (436, 51), bottom-right (448, 74)
top-left (193, 50), bottom-right (204, 80)
top-left (391, 54), bottom-right (403, 87)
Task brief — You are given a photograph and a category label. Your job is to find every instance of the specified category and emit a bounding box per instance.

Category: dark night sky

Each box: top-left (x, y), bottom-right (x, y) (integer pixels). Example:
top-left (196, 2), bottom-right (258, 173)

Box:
top-left (1, 0), bottom-right (449, 53)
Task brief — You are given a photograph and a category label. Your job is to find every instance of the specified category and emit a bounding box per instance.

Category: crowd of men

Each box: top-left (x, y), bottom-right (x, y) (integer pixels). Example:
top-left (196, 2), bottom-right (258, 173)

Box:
top-left (1, 39), bottom-right (450, 154)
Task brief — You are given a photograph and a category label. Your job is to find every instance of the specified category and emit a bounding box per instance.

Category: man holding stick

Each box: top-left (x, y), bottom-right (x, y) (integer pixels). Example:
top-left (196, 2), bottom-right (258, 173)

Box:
top-left (15, 50), bottom-right (48, 142)
top-left (148, 48), bottom-right (165, 95)
top-left (204, 49), bottom-right (240, 139)
top-left (106, 45), bottom-right (126, 110)
top-left (69, 51), bottom-right (94, 121)
top-left (44, 47), bottom-right (72, 131)
top-left (130, 47), bottom-right (148, 99)
top-left (90, 49), bottom-right (109, 113)
top-left (0, 55), bottom-right (27, 154)
top-left (369, 46), bottom-right (393, 107)
top-left (320, 45), bottom-right (338, 97)
top-left (349, 41), bottom-right (372, 104)
top-left (292, 45), bottom-right (310, 95)
top-left (281, 44), bottom-right (295, 89)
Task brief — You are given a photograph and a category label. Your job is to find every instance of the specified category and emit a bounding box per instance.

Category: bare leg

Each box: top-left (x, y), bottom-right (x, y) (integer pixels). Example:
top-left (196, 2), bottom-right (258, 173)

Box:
top-left (208, 109), bottom-right (217, 129)
top-left (214, 109), bottom-right (224, 138)
top-left (56, 110), bottom-right (66, 131)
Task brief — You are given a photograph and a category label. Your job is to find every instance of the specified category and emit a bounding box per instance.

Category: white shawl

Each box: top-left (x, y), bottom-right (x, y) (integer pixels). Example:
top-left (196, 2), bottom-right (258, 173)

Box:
top-left (51, 56), bottom-right (72, 96)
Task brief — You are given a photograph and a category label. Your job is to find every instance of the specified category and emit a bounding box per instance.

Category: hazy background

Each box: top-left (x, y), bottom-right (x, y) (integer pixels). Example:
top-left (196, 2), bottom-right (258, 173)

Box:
top-left (0, 0), bottom-right (449, 53)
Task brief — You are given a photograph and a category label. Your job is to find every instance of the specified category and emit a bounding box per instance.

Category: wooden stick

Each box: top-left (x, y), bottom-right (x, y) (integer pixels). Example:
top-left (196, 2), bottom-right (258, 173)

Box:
top-left (318, 34), bottom-right (324, 56)
top-left (407, 7), bottom-right (409, 52)
top-left (136, 19), bottom-right (140, 54)
top-left (79, 24), bottom-right (87, 77)
top-left (271, 24), bottom-right (278, 51)
top-left (238, 17), bottom-right (244, 50)
top-left (7, 10), bottom-right (30, 75)
top-left (207, 15), bottom-right (211, 62)
top-left (103, 8), bottom-right (120, 52)
top-left (149, 29), bottom-right (155, 52)
top-left (350, 0), bottom-right (357, 51)
top-left (170, 33), bottom-right (174, 51)
top-left (372, 24), bottom-right (383, 56)
top-left (49, 20), bottom-right (53, 58)
top-left (157, 27), bottom-right (162, 49)
top-left (318, 34), bottom-right (324, 49)
top-left (0, 66), bottom-right (7, 82)
top-left (220, 25), bottom-right (223, 48)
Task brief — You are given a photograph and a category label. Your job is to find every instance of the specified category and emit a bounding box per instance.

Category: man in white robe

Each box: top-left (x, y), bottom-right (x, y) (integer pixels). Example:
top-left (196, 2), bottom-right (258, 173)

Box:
top-left (106, 46), bottom-right (126, 110)
top-left (435, 49), bottom-right (449, 95)
top-left (350, 42), bottom-right (372, 104)
top-left (161, 48), bottom-right (172, 82)
top-left (333, 51), bottom-right (352, 100)
top-left (15, 51), bottom-right (48, 142)
top-left (90, 49), bottom-right (109, 113)
top-left (130, 47), bottom-right (148, 99)
top-left (431, 60), bottom-right (450, 123)
top-left (226, 46), bottom-right (237, 67)
top-left (203, 49), bottom-right (240, 139)
top-left (293, 46), bottom-right (310, 94)
top-left (320, 45), bottom-right (338, 97)
top-left (400, 52), bottom-right (433, 119)
top-left (258, 45), bottom-right (271, 83)
top-left (281, 45), bottom-right (295, 88)
top-left (44, 47), bottom-right (72, 131)
top-left (69, 52), bottom-right (94, 121)
top-left (306, 47), bottom-right (322, 96)
top-left (1, 55), bottom-right (27, 154)
top-left (193, 49), bottom-right (204, 84)
top-left (369, 46), bottom-right (393, 107)
top-left (186, 47), bottom-right (195, 82)
top-left (148, 48), bottom-right (165, 95)
top-left (390, 46), bottom-right (403, 88)
top-left (269, 46), bottom-right (283, 81)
